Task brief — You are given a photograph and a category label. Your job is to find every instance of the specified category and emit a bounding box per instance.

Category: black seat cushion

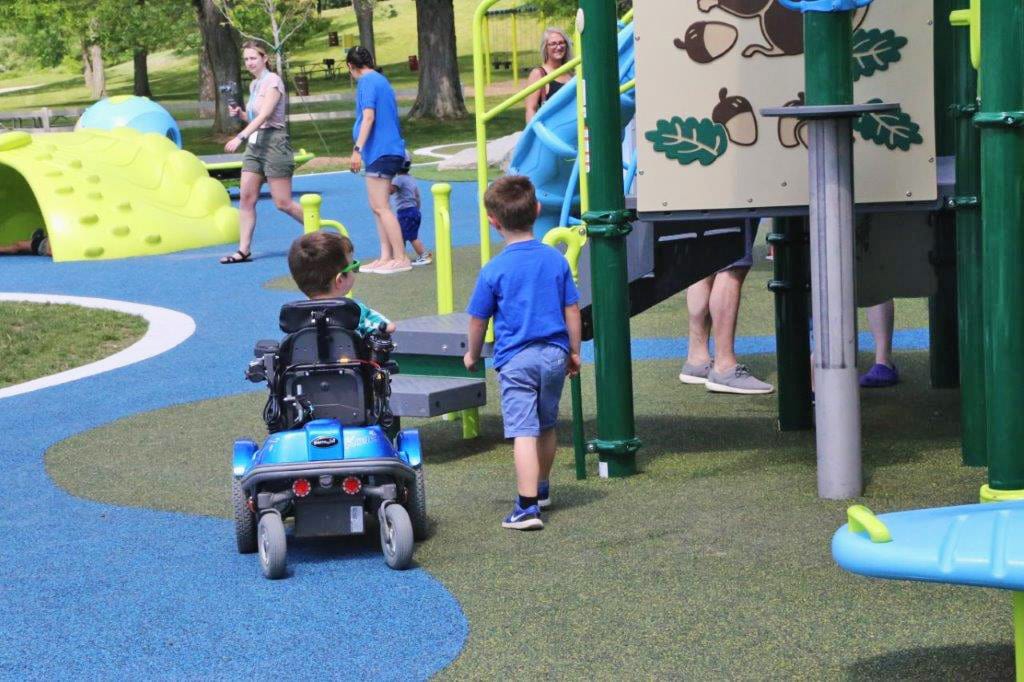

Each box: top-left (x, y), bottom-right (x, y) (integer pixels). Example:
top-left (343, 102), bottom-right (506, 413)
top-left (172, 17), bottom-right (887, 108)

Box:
top-left (279, 298), bottom-right (361, 334)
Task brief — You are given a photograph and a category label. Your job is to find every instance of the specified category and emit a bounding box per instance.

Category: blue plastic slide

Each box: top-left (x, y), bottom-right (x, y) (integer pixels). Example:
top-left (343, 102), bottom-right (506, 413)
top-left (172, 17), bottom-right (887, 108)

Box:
top-left (507, 21), bottom-right (636, 232)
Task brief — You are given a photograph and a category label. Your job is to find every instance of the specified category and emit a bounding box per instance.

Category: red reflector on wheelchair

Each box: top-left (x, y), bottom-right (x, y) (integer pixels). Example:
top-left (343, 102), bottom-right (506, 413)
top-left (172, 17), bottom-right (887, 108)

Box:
top-left (292, 478), bottom-right (312, 497)
top-left (342, 476), bottom-right (362, 495)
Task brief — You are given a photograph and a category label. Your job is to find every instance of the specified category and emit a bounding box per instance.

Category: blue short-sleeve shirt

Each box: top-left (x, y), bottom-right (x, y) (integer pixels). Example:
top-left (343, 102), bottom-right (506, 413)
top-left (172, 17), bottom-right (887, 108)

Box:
top-left (466, 239), bottom-right (580, 369)
top-left (353, 71), bottom-right (406, 166)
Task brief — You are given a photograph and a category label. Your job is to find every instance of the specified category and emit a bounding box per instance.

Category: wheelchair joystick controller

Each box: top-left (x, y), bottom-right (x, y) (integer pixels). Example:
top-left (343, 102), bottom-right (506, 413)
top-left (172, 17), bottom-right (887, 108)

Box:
top-left (368, 322), bottom-right (395, 365)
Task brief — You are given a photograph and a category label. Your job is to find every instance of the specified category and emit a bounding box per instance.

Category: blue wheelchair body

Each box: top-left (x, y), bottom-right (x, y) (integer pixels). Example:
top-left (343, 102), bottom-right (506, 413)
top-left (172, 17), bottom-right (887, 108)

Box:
top-left (231, 299), bottom-right (427, 579)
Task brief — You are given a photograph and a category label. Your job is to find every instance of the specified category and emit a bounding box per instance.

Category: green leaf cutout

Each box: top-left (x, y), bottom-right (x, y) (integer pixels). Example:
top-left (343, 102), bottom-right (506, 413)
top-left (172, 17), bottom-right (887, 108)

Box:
top-left (852, 28), bottom-right (908, 81)
top-left (644, 117), bottom-right (729, 166)
top-left (854, 99), bottom-right (923, 151)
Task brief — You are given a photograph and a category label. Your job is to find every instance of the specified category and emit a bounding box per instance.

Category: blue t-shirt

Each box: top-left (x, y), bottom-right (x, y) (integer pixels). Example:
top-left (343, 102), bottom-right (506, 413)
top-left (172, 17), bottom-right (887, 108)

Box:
top-left (466, 239), bottom-right (580, 369)
top-left (390, 174), bottom-right (420, 211)
top-left (353, 71), bottom-right (406, 165)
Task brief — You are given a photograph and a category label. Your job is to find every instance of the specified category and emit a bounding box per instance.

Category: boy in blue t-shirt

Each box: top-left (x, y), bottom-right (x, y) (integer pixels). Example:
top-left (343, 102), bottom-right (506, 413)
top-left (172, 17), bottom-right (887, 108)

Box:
top-left (464, 176), bottom-right (581, 531)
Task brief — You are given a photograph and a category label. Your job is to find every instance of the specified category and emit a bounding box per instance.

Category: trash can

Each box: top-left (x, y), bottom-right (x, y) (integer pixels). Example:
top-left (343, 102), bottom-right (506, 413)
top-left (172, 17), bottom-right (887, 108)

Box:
top-left (408, 55), bottom-right (419, 71)
top-left (328, 31), bottom-right (339, 47)
top-left (294, 74), bottom-right (310, 96)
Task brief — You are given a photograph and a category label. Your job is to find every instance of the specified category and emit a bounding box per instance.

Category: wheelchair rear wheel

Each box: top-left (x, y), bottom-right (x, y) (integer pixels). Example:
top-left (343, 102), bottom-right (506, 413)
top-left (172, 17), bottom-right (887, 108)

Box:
top-left (408, 467), bottom-right (428, 542)
top-left (232, 478), bottom-right (257, 554)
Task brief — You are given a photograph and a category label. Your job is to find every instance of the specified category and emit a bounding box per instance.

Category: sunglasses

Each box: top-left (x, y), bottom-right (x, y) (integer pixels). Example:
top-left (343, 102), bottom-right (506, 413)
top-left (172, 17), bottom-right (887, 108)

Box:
top-left (342, 259), bottom-right (361, 274)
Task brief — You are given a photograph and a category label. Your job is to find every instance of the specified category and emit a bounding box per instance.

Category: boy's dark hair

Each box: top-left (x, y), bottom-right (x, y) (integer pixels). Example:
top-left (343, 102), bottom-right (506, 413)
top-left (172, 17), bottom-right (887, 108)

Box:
top-left (288, 231), bottom-right (355, 297)
top-left (346, 46), bottom-right (375, 69)
top-left (484, 175), bottom-right (537, 232)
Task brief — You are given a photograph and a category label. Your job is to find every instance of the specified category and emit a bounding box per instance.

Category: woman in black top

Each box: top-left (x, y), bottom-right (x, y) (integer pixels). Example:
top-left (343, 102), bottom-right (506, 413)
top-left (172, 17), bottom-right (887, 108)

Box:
top-left (524, 28), bottom-right (574, 123)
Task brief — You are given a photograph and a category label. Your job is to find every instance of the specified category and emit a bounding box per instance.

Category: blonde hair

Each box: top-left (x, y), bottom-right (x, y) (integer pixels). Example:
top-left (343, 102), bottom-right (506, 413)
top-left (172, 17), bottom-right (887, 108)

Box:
top-left (241, 40), bottom-right (274, 71)
top-left (539, 28), bottom-right (573, 65)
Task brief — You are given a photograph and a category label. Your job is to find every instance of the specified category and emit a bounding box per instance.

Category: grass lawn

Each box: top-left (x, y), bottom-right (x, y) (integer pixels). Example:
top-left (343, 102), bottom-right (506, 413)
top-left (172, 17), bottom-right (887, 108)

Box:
top-left (45, 244), bottom-right (1007, 679)
top-left (0, 302), bottom-right (148, 388)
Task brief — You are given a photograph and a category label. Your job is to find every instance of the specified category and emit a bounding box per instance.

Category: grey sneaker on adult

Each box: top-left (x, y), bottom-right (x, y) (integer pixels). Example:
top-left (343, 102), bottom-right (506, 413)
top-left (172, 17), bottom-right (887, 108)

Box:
top-left (706, 364), bottom-right (774, 395)
top-left (679, 360), bottom-right (713, 385)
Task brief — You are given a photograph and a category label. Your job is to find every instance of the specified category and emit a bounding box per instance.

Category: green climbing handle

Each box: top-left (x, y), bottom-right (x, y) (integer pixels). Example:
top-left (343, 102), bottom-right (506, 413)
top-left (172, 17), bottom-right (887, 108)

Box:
top-left (847, 505), bottom-right (892, 543)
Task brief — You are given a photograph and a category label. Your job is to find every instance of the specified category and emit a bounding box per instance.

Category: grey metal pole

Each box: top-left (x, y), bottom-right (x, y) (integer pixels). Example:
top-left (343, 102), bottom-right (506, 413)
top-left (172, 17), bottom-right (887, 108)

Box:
top-left (808, 118), bottom-right (861, 498)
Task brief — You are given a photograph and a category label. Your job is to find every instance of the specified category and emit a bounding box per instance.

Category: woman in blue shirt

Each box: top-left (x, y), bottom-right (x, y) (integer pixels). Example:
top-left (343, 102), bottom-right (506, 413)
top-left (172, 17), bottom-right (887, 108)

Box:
top-left (345, 47), bottom-right (411, 274)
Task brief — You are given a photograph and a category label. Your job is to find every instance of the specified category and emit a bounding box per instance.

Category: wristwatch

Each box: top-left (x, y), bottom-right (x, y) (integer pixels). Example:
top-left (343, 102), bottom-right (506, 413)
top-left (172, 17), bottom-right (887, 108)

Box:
top-left (236, 133), bottom-right (247, 142)
top-left (353, 145), bottom-right (361, 153)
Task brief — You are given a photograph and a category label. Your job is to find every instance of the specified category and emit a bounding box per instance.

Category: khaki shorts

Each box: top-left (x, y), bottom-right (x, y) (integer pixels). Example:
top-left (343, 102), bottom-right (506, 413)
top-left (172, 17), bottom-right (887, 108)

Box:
top-left (242, 127), bottom-right (295, 178)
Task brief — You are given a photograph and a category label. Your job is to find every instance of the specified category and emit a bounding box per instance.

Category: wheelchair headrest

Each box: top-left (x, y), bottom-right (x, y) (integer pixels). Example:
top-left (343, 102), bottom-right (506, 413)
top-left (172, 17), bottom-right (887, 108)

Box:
top-left (279, 298), bottom-right (361, 333)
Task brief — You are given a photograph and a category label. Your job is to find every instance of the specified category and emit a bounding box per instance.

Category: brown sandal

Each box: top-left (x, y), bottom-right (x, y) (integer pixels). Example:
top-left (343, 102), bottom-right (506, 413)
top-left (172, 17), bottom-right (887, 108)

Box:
top-left (220, 250), bottom-right (252, 264)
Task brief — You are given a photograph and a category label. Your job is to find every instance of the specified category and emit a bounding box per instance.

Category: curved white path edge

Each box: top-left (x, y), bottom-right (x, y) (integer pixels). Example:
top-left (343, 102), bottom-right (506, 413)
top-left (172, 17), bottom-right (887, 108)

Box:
top-left (0, 293), bottom-right (196, 400)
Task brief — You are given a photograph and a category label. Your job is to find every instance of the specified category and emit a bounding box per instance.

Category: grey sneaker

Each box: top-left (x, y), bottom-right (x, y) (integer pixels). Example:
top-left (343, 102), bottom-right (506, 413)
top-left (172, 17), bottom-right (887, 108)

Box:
top-left (679, 359), bottom-right (713, 385)
top-left (411, 252), bottom-right (433, 267)
top-left (706, 364), bottom-right (774, 395)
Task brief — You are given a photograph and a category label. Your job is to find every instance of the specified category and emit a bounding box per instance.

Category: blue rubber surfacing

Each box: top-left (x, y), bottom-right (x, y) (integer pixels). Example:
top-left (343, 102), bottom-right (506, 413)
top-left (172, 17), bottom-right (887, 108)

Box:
top-left (0, 172), bottom-right (474, 680)
top-left (0, 171), bottom-right (931, 679)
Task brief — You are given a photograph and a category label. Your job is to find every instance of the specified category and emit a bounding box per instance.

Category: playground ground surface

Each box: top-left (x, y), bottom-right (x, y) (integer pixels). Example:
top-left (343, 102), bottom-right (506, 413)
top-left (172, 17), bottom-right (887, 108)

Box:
top-left (1, 169), bottom-right (1013, 679)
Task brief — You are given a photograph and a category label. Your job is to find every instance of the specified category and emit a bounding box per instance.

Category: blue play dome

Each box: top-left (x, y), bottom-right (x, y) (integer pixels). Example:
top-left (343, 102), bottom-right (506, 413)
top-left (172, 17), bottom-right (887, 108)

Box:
top-left (76, 96), bottom-right (182, 148)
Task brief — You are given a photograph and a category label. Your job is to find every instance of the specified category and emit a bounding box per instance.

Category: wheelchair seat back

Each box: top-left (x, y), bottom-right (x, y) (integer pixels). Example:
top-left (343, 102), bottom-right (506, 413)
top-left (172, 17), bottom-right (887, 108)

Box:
top-left (273, 299), bottom-right (372, 428)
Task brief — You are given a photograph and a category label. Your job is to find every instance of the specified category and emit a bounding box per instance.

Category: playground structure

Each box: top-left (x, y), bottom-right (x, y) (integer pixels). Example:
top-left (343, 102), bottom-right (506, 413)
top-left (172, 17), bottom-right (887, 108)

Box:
top-left (75, 96), bottom-right (183, 149)
top-left (0, 128), bottom-right (238, 262)
top-left (479, 4), bottom-right (547, 88)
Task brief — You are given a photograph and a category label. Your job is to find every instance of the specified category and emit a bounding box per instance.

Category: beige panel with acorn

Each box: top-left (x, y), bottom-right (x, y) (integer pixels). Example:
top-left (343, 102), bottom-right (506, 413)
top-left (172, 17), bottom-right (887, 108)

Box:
top-left (634, 0), bottom-right (937, 213)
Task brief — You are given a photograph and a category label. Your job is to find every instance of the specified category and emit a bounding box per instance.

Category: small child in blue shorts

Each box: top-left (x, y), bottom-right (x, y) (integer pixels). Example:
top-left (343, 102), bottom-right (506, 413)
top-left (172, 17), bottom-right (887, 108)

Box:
top-left (390, 154), bottom-right (432, 267)
top-left (463, 176), bottom-right (582, 531)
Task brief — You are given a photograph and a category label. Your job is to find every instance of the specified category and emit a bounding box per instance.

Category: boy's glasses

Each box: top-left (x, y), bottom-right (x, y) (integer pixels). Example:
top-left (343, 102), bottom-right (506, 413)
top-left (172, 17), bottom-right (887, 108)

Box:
top-left (342, 259), bottom-right (360, 274)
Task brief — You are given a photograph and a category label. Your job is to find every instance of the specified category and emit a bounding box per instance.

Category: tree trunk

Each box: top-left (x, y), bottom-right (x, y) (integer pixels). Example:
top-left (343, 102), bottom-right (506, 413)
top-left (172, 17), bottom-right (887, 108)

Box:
top-left (87, 43), bottom-right (107, 99)
top-left (352, 0), bottom-right (376, 61)
top-left (199, 40), bottom-right (216, 117)
top-left (409, 0), bottom-right (467, 119)
top-left (82, 44), bottom-right (94, 93)
top-left (133, 48), bottom-right (152, 97)
top-left (194, 0), bottom-right (242, 134)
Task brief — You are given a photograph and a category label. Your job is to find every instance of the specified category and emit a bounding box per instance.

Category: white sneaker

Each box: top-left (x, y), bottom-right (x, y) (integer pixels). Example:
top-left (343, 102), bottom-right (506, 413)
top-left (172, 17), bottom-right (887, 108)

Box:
top-left (411, 252), bottom-right (433, 267)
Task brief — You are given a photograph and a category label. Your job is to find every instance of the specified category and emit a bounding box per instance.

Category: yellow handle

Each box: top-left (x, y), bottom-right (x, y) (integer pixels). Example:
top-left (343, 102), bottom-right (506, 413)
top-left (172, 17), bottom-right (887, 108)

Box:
top-left (847, 505), bottom-right (892, 543)
top-left (542, 226), bottom-right (588, 282)
top-left (320, 219), bottom-right (348, 237)
top-left (949, 0), bottom-right (982, 71)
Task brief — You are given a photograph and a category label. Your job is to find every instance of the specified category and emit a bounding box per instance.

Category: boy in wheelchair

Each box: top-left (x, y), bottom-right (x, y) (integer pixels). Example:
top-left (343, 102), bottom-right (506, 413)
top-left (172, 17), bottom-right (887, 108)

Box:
top-left (289, 230), bottom-right (395, 335)
top-left (232, 231), bottom-right (424, 578)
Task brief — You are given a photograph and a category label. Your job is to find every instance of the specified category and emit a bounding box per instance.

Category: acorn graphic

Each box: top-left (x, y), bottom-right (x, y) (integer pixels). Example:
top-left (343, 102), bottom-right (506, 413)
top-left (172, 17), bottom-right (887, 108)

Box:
top-left (711, 88), bottom-right (758, 146)
top-left (673, 21), bottom-right (739, 64)
top-left (777, 91), bottom-right (809, 149)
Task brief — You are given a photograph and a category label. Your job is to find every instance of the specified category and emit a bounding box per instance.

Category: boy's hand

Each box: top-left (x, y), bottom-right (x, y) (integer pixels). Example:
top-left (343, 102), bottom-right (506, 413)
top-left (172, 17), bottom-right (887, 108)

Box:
top-left (385, 322), bottom-right (397, 333)
top-left (567, 353), bottom-right (582, 377)
top-left (463, 352), bottom-right (479, 372)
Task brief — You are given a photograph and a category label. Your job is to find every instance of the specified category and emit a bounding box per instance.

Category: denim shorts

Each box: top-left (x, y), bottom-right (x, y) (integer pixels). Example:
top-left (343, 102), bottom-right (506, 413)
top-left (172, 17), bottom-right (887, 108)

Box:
top-left (365, 154), bottom-right (405, 179)
top-left (497, 343), bottom-right (568, 438)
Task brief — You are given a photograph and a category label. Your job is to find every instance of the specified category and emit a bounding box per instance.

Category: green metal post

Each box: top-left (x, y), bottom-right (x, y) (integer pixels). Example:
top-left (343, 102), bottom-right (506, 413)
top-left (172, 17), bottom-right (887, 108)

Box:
top-left (929, 0), bottom-right (961, 390)
top-left (978, 0), bottom-right (1024, 492)
top-left (769, 217), bottom-right (813, 431)
top-left (571, 375), bottom-right (586, 479)
top-left (580, 0), bottom-right (640, 477)
top-left (803, 12), bottom-right (853, 106)
top-left (949, 0), bottom-right (986, 467)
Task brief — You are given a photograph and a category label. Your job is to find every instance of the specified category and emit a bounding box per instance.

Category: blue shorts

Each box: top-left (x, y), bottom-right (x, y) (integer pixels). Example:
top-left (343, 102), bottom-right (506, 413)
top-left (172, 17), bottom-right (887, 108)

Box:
top-left (365, 154), bottom-right (405, 179)
top-left (497, 343), bottom-right (568, 438)
top-left (397, 207), bottom-right (421, 242)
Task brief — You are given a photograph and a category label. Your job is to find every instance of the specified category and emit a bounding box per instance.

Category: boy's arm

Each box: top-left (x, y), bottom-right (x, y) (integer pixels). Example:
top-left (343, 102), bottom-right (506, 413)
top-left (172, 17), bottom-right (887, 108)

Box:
top-left (464, 316), bottom-right (488, 372)
top-left (358, 302), bottom-right (396, 335)
top-left (564, 303), bottom-right (582, 376)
